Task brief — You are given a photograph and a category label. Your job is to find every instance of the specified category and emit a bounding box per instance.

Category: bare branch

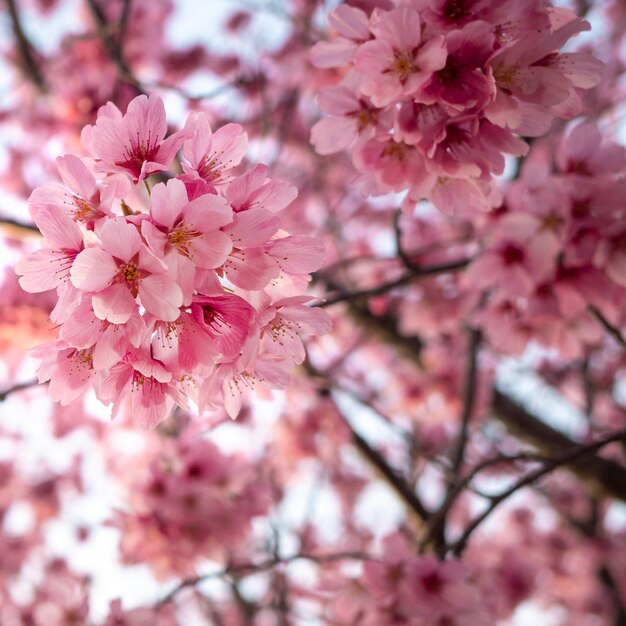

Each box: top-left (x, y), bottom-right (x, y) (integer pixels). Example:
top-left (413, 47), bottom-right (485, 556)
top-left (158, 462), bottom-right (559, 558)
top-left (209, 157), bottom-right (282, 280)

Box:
top-left (315, 257), bottom-right (470, 308)
top-left (589, 305), bottom-right (626, 349)
top-left (0, 379), bottom-right (40, 402)
top-left (84, 0), bottom-right (142, 90)
top-left (6, 0), bottom-right (47, 91)
top-left (157, 551), bottom-right (371, 606)
top-left (450, 428), bottom-right (626, 556)
top-left (450, 328), bottom-right (481, 474)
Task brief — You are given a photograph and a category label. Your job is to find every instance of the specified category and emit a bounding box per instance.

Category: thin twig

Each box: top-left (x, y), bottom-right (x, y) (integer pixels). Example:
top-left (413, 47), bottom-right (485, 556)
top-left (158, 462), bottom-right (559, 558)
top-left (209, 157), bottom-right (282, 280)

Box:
top-left (450, 328), bottom-right (481, 474)
top-left (314, 258), bottom-right (470, 308)
top-left (0, 379), bottom-right (40, 402)
top-left (450, 428), bottom-right (626, 556)
top-left (84, 0), bottom-right (142, 90)
top-left (393, 209), bottom-right (413, 270)
top-left (157, 551), bottom-right (371, 606)
top-left (589, 305), bottom-right (626, 348)
top-left (6, 0), bottom-right (47, 91)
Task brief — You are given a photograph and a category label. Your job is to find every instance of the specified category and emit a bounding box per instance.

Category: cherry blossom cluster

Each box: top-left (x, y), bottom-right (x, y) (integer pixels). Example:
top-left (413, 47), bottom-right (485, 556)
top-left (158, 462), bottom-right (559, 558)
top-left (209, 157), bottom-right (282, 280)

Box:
top-left (328, 533), bottom-right (492, 626)
top-left (114, 433), bottom-right (269, 579)
top-left (467, 122), bottom-right (626, 357)
top-left (16, 94), bottom-right (330, 427)
top-left (311, 0), bottom-right (603, 214)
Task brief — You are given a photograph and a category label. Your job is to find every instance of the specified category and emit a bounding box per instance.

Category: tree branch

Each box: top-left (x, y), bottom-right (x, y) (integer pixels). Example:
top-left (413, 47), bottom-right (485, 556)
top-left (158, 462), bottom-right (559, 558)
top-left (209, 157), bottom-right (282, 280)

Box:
top-left (450, 428), bottom-right (626, 556)
top-left (84, 0), bottom-right (142, 90)
top-left (157, 551), bottom-right (371, 606)
top-left (491, 389), bottom-right (626, 502)
top-left (589, 305), bottom-right (626, 349)
top-left (0, 379), bottom-right (40, 401)
top-left (315, 258), bottom-right (470, 308)
top-left (6, 0), bottom-right (47, 91)
top-left (450, 328), bottom-right (481, 474)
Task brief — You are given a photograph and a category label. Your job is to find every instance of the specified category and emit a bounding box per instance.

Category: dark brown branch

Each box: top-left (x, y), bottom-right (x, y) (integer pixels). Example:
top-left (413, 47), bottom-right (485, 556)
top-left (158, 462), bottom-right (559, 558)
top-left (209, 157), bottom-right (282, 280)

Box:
top-left (332, 298), bottom-right (626, 503)
top-left (84, 0), bottom-right (142, 90)
top-left (315, 258), bottom-right (470, 308)
top-left (450, 428), bottom-right (626, 556)
top-left (589, 305), bottom-right (626, 349)
top-left (157, 551), bottom-right (371, 606)
top-left (6, 0), bottom-right (47, 91)
top-left (0, 217), bottom-right (40, 235)
top-left (450, 328), bottom-right (481, 474)
top-left (492, 390), bottom-right (626, 502)
top-left (0, 379), bottom-right (40, 401)
top-left (393, 209), bottom-right (413, 270)
top-left (349, 418), bottom-right (431, 523)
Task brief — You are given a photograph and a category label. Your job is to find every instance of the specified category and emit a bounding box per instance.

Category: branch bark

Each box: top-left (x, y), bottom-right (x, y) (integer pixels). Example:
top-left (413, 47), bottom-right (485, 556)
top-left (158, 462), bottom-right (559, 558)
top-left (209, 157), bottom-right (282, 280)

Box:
top-left (6, 0), bottom-right (47, 91)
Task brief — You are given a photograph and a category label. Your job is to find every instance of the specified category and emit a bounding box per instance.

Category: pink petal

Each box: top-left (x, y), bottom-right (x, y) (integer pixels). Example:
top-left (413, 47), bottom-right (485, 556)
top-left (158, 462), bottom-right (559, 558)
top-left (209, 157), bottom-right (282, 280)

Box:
top-left (70, 248), bottom-right (117, 291)
top-left (99, 219), bottom-right (142, 261)
top-left (139, 274), bottom-right (183, 321)
top-left (92, 285), bottom-right (136, 324)
top-left (55, 155), bottom-right (97, 200)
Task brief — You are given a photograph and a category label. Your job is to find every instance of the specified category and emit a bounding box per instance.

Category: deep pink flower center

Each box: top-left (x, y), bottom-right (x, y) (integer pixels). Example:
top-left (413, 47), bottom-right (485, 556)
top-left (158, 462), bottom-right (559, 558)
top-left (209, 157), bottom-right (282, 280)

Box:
top-left (120, 131), bottom-right (160, 178)
top-left (383, 142), bottom-right (406, 161)
top-left (437, 58), bottom-right (463, 85)
top-left (168, 223), bottom-right (201, 257)
top-left (202, 306), bottom-right (229, 332)
top-left (112, 256), bottom-right (145, 297)
top-left (444, 0), bottom-right (470, 21)
top-left (421, 571), bottom-right (444, 594)
top-left (501, 244), bottom-right (525, 265)
top-left (55, 248), bottom-right (80, 280)
top-left (391, 51), bottom-right (415, 80)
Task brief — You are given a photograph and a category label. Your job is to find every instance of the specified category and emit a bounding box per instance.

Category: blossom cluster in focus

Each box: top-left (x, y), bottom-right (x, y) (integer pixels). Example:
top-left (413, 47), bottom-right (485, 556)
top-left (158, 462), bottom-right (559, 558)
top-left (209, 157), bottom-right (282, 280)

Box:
top-left (311, 0), bottom-right (603, 214)
top-left (16, 94), bottom-right (330, 427)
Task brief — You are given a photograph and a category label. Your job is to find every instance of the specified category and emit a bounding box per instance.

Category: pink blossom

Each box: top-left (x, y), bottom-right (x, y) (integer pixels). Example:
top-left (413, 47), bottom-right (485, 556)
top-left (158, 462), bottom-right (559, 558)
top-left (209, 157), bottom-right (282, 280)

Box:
top-left (182, 112), bottom-right (248, 187)
top-left (310, 4), bottom-right (371, 68)
top-left (81, 94), bottom-right (187, 183)
top-left (141, 178), bottom-right (232, 303)
top-left (416, 21), bottom-right (495, 114)
top-left (312, 86), bottom-right (392, 155)
top-left (98, 352), bottom-right (184, 429)
top-left (354, 7), bottom-right (447, 107)
top-left (16, 205), bottom-right (84, 294)
top-left (32, 341), bottom-right (95, 406)
top-left (70, 218), bottom-right (183, 323)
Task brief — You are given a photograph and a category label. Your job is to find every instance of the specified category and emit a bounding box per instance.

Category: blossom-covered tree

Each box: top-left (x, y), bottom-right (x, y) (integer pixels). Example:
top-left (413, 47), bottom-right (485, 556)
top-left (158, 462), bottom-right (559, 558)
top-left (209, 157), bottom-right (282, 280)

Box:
top-left (1, 0), bottom-right (626, 624)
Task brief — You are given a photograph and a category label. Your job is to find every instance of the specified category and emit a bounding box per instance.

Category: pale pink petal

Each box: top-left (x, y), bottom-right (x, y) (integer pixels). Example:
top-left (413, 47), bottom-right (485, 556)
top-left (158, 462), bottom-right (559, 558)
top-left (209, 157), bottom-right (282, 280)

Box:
top-left (311, 117), bottom-right (358, 155)
top-left (92, 285), bottom-right (136, 324)
top-left (70, 248), bottom-right (117, 291)
top-left (150, 178), bottom-right (188, 227)
top-left (99, 219), bottom-right (142, 261)
top-left (139, 274), bottom-right (183, 321)
top-left (55, 155), bottom-right (97, 200)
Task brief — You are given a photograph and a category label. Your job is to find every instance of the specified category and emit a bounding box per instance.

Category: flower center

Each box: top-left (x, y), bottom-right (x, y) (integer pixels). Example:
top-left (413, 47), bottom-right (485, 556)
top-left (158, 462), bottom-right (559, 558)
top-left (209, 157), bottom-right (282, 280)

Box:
top-left (392, 51), bottom-right (415, 80)
top-left (168, 224), bottom-right (201, 257)
top-left (383, 142), bottom-right (406, 161)
top-left (113, 260), bottom-right (143, 297)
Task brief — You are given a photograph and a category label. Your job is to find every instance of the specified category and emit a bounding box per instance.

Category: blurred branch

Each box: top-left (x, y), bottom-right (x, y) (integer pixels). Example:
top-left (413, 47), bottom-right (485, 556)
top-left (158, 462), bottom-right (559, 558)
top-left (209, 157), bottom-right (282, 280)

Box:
top-left (84, 0), bottom-right (142, 90)
top-left (118, 0), bottom-right (132, 48)
top-left (450, 427), bottom-right (626, 556)
top-left (6, 0), bottom-right (47, 91)
top-left (589, 305), bottom-right (626, 349)
top-left (331, 297), bottom-right (626, 503)
top-left (450, 328), bottom-right (481, 474)
top-left (157, 551), bottom-right (371, 606)
top-left (0, 379), bottom-right (40, 401)
top-left (393, 209), bottom-right (413, 270)
top-left (315, 257), bottom-right (471, 308)
top-left (492, 390), bottom-right (626, 502)
top-left (0, 217), bottom-right (40, 235)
